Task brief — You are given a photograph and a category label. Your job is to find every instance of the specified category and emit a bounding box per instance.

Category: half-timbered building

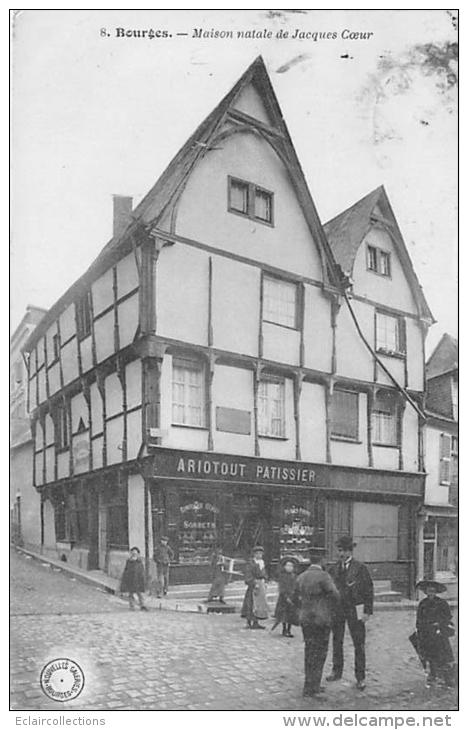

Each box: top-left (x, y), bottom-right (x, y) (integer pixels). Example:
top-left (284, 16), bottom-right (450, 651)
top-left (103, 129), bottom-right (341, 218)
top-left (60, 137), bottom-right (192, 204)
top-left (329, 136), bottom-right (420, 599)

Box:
top-left (23, 57), bottom-right (434, 594)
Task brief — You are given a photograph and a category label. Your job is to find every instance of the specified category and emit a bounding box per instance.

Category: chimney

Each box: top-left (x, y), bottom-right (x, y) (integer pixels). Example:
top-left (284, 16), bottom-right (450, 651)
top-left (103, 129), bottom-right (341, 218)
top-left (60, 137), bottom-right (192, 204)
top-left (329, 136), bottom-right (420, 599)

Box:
top-left (112, 195), bottom-right (133, 238)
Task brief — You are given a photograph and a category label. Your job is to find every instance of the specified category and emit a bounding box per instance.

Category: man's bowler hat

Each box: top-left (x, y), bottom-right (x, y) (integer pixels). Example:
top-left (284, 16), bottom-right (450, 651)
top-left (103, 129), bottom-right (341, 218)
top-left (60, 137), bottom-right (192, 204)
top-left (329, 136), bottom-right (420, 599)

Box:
top-left (336, 536), bottom-right (356, 550)
top-left (416, 579), bottom-right (447, 594)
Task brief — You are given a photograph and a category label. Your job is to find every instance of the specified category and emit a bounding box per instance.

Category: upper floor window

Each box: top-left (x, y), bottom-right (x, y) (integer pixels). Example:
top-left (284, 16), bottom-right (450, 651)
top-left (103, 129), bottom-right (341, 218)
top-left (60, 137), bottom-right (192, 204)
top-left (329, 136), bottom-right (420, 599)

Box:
top-left (55, 402), bottom-right (69, 450)
top-left (228, 176), bottom-right (273, 225)
top-left (172, 357), bottom-right (206, 427)
top-left (331, 389), bottom-right (359, 440)
top-left (76, 291), bottom-right (92, 340)
top-left (376, 311), bottom-right (406, 356)
top-left (367, 245), bottom-right (391, 277)
top-left (258, 376), bottom-right (285, 438)
top-left (372, 390), bottom-right (397, 446)
top-left (263, 275), bottom-right (299, 329)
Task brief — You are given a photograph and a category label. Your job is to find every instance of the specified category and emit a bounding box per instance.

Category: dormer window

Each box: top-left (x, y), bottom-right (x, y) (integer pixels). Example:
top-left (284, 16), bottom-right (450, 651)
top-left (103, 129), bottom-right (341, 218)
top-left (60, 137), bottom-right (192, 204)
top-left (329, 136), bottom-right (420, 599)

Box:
top-left (228, 176), bottom-right (273, 225)
top-left (367, 245), bottom-right (391, 277)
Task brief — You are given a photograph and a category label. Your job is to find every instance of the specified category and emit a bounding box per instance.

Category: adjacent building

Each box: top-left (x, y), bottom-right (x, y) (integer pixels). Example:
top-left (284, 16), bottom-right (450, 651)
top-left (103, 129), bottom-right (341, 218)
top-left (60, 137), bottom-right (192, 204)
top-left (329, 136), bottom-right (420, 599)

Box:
top-left (418, 334), bottom-right (458, 591)
top-left (10, 305), bottom-right (47, 547)
top-left (23, 57), bottom-right (434, 594)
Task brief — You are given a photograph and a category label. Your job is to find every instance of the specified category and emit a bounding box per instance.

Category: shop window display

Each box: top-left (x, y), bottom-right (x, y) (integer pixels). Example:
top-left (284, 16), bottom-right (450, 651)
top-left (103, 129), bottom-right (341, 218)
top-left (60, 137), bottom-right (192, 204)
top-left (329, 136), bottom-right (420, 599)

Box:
top-left (280, 498), bottom-right (325, 564)
top-left (179, 495), bottom-right (219, 564)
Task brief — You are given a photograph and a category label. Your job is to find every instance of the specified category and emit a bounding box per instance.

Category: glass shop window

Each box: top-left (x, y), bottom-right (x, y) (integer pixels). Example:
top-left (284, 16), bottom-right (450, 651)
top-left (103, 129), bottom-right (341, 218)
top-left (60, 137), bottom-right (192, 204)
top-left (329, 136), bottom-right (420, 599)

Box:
top-left (280, 497), bottom-right (325, 564)
top-left (178, 494), bottom-right (219, 564)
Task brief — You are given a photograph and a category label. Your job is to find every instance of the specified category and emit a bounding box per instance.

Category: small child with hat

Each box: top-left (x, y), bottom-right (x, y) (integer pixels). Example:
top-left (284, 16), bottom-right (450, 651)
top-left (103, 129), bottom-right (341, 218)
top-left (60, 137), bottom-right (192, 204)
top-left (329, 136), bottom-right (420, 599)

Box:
top-left (120, 546), bottom-right (148, 611)
top-left (271, 556), bottom-right (298, 637)
top-left (415, 579), bottom-right (456, 688)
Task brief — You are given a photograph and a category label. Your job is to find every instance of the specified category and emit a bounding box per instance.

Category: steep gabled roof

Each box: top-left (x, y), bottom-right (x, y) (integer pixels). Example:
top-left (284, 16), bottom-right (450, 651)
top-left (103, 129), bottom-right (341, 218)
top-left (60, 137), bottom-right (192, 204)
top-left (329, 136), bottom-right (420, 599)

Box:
top-left (24, 56), bottom-right (339, 352)
top-left (427, 333), bottom-right (458, 379)
top-left (324, 186), bottom-right (435, 323)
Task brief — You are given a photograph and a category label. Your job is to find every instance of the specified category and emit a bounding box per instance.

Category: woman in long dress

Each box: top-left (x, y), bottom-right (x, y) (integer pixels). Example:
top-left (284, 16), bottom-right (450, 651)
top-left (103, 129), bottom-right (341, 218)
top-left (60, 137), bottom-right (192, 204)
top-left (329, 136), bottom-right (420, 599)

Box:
top-left (241, 545), bottom-right (269, 629)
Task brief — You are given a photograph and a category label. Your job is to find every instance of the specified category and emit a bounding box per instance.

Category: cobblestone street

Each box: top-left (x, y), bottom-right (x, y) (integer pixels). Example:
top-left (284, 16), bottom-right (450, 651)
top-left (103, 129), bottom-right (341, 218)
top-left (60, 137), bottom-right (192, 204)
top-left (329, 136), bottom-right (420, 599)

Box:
top-left (10, 550), bottom-right (457, 712)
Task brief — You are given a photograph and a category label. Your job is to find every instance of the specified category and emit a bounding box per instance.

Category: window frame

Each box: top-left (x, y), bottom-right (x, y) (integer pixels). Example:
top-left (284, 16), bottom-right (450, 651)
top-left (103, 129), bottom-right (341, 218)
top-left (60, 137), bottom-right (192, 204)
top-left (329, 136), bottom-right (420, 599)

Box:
top-left (366, 244), bottom-right (392, 278)
top-left (375, 310), bottom-right (406, 357)
top-left (258, 375), bottom-right (286, 439)
top-left (76, 291), bottom-right (93, 341)
top-left (330, 388), bottom-right (360, 442)
top-left (171, 356), bottom-right (207, 429)
top-left (439, 433), bottom-right (452, 485)
top-left (227, 176), bottom-right (274, 226)
top-left (262, 274), bottom-right (301, 330)
top-left (371, 391), bottom-right (398, 447)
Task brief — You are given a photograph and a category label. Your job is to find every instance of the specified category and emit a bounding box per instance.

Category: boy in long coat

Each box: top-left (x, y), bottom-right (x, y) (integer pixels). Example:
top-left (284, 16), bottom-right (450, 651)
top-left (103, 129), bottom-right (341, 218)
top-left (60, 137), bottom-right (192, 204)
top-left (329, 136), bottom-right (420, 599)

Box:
top-left (294, 549), bottom-right (340, 697)
top-left (272, 556), bottom-right (298, 637)
top-left (415, 580), bottom-right (455, 687)
top-left (120, 546), bottom-right (148, 611)
top-left (241, 545), bottom-right (269, 629)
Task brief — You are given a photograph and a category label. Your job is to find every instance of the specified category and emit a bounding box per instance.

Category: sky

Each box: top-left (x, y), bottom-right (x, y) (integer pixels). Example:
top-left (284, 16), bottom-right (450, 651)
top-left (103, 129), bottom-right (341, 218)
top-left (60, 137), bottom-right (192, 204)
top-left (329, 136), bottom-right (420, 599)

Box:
top-left (11, 9), bottom-right (458, 355)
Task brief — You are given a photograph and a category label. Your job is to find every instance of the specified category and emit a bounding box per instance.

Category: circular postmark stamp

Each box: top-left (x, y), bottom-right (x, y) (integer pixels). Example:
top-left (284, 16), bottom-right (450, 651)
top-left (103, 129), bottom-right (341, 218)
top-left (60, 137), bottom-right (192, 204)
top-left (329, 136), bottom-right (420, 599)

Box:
top-left (40, 658), bottom-right (85, 702)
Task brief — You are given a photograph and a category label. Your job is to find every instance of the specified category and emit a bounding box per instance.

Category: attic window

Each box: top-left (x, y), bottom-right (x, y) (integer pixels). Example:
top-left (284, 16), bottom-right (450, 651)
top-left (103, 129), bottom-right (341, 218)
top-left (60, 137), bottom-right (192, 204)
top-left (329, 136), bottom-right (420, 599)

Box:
top-left (228, 176), bottom-right (273, 225)
top-left (367, 245), bottom-right (391, 277)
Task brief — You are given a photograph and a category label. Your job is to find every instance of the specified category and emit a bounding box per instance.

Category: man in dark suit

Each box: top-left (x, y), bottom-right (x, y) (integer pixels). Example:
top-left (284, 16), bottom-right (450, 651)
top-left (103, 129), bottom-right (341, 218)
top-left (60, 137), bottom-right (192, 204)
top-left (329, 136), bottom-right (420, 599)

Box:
top-left (294, 549), bottom-right (340, 697)
top-left (327, 536), bottom-right (374, 690)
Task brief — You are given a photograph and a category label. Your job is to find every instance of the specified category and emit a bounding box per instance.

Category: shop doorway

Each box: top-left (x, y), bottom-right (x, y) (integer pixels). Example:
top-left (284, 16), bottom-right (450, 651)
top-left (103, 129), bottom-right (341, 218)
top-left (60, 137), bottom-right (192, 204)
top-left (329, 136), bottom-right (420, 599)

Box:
top-left (232, 494), bottom-right (273, 561)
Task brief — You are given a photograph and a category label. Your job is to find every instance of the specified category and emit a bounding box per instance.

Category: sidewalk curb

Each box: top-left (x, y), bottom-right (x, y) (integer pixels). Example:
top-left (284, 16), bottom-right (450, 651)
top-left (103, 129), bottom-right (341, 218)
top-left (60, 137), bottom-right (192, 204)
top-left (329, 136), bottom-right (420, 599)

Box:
top-left (13, 545), bottom-right (458, 614)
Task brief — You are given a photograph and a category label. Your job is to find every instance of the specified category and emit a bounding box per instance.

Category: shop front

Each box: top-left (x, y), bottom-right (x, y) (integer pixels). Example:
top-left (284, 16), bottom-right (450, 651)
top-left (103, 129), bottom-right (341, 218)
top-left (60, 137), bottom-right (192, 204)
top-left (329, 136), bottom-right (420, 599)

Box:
top-left (144, 447), bottom-right (424, 595)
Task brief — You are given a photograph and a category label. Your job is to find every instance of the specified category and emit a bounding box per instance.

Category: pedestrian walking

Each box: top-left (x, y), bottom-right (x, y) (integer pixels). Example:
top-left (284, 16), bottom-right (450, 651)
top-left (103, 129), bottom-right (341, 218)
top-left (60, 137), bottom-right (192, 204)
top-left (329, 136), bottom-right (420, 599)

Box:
top-left (120, 546), bottom-right (148, 611)
top-left (327, 536), bottom-right (374, 690)
top-left (414, 580), bottom-right (455, 688)
top-left (241, 545), bottom-right (269, 630)
top-left (294, 549), bottom-right (340, 697)
top-left (271, 556), bottom-right (298, 637)
top-left (206, 546), bottom-right (228, 603)
top-left (153, 536), bottom-right (174, 598)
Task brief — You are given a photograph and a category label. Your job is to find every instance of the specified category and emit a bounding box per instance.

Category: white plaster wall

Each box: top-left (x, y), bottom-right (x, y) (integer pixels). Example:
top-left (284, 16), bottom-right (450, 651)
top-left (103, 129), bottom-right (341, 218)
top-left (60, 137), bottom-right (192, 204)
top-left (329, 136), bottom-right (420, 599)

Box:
top-left (330, 392), bottom-right (368, 467)
top-left (375, 354), bottom-right (405, 388)
top-left (94, 311), bottom-right (115, 363)
top-left (263, 322), bottom-right (300, 366)
top-left (156, 244), bottom-right (209, 346)
top-left (45, 324), bottom-right (59, 365)
top-left (258, 377), bottom-right (295, 460)
top-left (61, 339), bottom-right (79, 385)
top-left (44, 414), bottom-right (54, 447)
top-left (92, 268), bottom-right (114, 315)
top-left (106, 416), bottom-right (124, 465)
top-left (105, 373), bottom-right (123, 417)
top-left (37, 339), bottom-right (45, 368)
top-left (212, 257), bottom-right (259, 356)
top-left (71, 392), bottom-right (89, 434)
top-left (300, 382), bottom-right (327, 463)
top-left (116, 253), bottom-right (139, 297)
top-left (35, 452), bottom-right (43, 486)
top-left (303, 286), bottom-right (333, 373)
top-left (335, 300), bottom-right (374, 382)
top-left (45, 445), bottom-right (55, 484)
top-left (48, 365), bottom-right (61, 395)
top-left (90, 382), bottom-right (103, 435)
top-left (353, 228), bottom-right (419, 314)
top-left (402, 407), bottom-right (419, 472)
top-left (212, 365), bottom-right (255, 455)
top-left (38, 369), bottom-right (47, 404)
top-left (80, 337), bottom-right (93, 374)
top-left (118, 295), bottom-right (138, 349)
top-left (128, 473), bottom-right (146, 553)
top-left (233, 83), bottom-right (272, 124)
top-left (125, 360), bottom-right (142, 410)
top-left (127, 409), bottom-right (142, 459)
top-left (92, 436), bottom-right (103, 470)
top-left (60, 305), bottom-right (76, 342)
top-left (406, 318), bottom-right (425, 391)
top-left (175, 131), bottom-right (324, 280)
top-left (373, 446), bottom-right (399, 471)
